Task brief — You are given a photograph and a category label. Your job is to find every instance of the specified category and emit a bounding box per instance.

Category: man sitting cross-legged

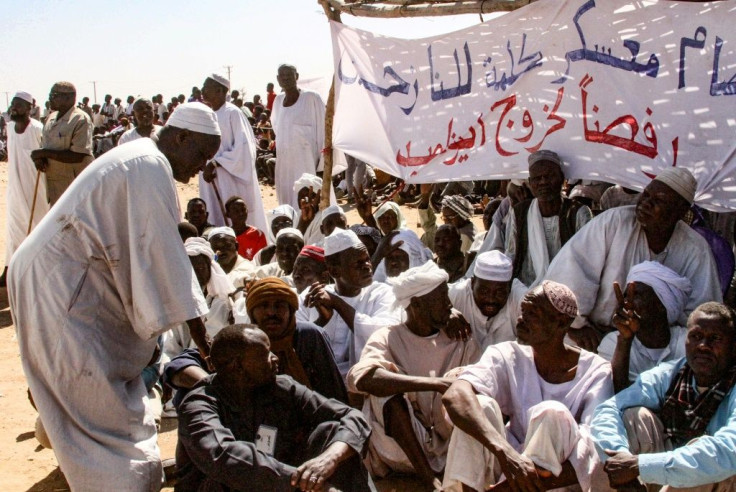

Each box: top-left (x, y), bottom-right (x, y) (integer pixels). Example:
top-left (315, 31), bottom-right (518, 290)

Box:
top-left (449, 250), bottom-right (526, 352)
top-left (592, 302), bottom-right (736, 491)
top-left (176, 325), bottom-right (374, 491)
top-left (297, 229), bottom-right (401, 377)
top-left (347, 262), bottom-right (480, 489)
top-left (442, 281), bottom-right (613, 492)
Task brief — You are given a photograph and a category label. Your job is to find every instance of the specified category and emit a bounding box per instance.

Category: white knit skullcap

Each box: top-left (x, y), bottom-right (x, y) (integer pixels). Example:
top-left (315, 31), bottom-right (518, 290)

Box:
top-left (324, 229), bottom-right (363, 257)
top-left (653, 168), bottom-right (697, 205)
top-left (209, 73), bottom-right (231, 91)
top-left (276, 227), bottom-right (304, 241)
top-left (165, 102), bottom-right (221, 136)
top-left (321, 205), bottom-right (345, 225)
top-left (473, 251), bottom-right (513, 282)
top-left (207, 226), bottom-right (236, 239)
top-left (388, 261), bottom-right (449, 308)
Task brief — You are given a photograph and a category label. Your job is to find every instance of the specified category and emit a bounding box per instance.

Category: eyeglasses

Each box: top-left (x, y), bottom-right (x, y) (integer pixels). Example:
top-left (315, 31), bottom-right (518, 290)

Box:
top-left (49, 92), bottom-right (74, 99)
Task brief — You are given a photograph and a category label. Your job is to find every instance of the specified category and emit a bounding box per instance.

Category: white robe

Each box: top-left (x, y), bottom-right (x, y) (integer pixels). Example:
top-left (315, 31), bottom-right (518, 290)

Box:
top-left (457, 342), bottom-right (614, 491)
top-left (199, 102), bottom-right (267, 234)
top-left (271, 90), bottom-right (325, 210)
top-left (297, 282), bottom-right (401, 377)
top-left (117, 125), bottom-right (162, 146)
top-left (448, 278), bottom-right (526, 351)
top-left (5, 118), bottom-right (48, 266)
top-left (543, 206), bottom-right (722, 328)
top-left (162, 296), bottom-right (232, 360)
top-left (8, 138), bottom-right (207, 491)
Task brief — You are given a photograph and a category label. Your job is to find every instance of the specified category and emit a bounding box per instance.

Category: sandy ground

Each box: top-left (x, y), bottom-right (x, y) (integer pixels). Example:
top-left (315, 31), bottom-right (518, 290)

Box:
top-left (0, 161), bottom-right (483, 491)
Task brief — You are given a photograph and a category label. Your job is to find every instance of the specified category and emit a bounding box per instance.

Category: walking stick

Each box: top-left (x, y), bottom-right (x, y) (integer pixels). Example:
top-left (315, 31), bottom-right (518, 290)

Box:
top-left (27, 170), bottom-right (42, 235)
top-left (210, 179), bottom-right (230, 227)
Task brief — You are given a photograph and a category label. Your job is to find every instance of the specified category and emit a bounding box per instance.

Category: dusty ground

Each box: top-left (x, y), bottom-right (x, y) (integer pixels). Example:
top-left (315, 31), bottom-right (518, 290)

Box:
top-left (0, 162), bottom-right (482, 491)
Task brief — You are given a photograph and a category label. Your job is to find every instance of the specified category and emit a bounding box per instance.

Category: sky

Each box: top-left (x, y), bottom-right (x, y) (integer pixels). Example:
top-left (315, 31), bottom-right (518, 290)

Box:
top-left (1, 0), bottom-right (487, 108)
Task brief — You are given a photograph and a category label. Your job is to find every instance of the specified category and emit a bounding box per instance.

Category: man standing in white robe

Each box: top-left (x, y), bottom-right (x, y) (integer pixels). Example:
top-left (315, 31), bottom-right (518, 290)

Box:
top-left (297, 229), bottom-right (401, 377)
top-left (442, 281), bottom-right (613, 492)
top-left (8, 103), bottom-right (221, 492)
top-left (200, 74), bottom-right (267, 233)
top-left (449, 250), bottom-right (526, 351)
top-left (2, 91), bottom-right (49, 285)
top-left (543, 168), bottom-right (721, 351)
top-left (271, 64), bottom-right (326, 210)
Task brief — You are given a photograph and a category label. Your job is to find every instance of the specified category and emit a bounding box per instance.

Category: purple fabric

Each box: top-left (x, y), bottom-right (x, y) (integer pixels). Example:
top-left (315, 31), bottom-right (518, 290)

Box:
top-left (691, 224), bottom-right (734, 296)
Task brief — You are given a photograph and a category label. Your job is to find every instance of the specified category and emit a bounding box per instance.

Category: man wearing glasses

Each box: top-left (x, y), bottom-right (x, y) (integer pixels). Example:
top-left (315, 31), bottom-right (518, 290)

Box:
top-left (31, 81), bottom-right (94, 205)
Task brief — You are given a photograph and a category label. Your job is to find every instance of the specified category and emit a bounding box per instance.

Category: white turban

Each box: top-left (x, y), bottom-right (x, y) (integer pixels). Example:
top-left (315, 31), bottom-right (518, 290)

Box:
top-left (325, 229), bottom-right (364, 257)
top-left (209, 73), bottom-right (231, 90)
top-left (388, 261), bottom-right (449, 309)
top-left (13, 91), bottom-right (33, 105)
top-left (266, 205), bottom-right (299, 244)
top-left (184, 237), bottom-right (235, 300)
top-left (654, 168), bottom-right (697, 205)
top-left (321, 205), bottom-right (345, 225)
top-left (165, 102), bottom-right (221, 136)
top-left (373, 229), bottom-right (434, 282)
top-left (294, 173), bottom-right (323, 195)
top-left (374, 201), bottom-right (407, 231)
top-left (626, 261), bottom-right (692, 324)
top-left (473, 251), bottom-right (513, 281)
top-left (207, 226), bottom-right (236, 239)
top-left (276, 227), bottom-right (304, 241)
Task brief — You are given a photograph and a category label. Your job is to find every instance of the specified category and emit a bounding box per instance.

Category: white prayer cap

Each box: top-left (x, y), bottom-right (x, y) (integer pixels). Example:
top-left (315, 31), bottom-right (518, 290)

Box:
top-left (165, 102), bottom-right (221, 136)
top-left (653, 168), bottom-right (697, 205)
top-left (387, 261), bottom-right (449, 309)
top-left (626, 261), bottom-right (692, 324)
top-left (209, 73), bottom-right (230, 90)
top-left (276, 227), bottom-right (304, 241)
top-left (184, 237), bottom-right (236, 300)
top-left (207, 226), bottom-right (236, 239)
top-left (473, 251), bottom-right (513, 282)
top-left (294, 173), bottom-right (323, 194)
top-left (324, 229), bottom-right (363, 257)
top-left (13, 91), bottom-right (33, 105)
top-left (321, 205), bottom-right (345, 222)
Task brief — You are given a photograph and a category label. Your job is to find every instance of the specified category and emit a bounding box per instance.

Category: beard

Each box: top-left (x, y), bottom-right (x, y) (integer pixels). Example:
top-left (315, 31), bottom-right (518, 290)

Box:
top-left (9, 112), bottom-right (26, 122)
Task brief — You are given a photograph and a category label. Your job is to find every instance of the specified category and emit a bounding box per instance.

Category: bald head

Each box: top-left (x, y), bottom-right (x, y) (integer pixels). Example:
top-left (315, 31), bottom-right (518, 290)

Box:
top-left (210, 325), bottom-right (268, 372)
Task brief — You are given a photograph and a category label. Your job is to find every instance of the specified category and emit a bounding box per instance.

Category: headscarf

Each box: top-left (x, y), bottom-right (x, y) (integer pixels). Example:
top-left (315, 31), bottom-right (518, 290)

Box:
top-left (626, 261), bottom-right (693, 324)
top-left (374, 229), bottom-right (434, 282)
top-left (184, 237), bottom-right (235, 300)
top-left (245, 278), bottom-right (310, 387)
top-left (374, 201), bottom-right (407, 231)
top-left (293, 173), bottom-right (323, 195)
top-left (387, 261), bottom-right (449, 309)
top-left (441, 195), bottom-right (474, 221)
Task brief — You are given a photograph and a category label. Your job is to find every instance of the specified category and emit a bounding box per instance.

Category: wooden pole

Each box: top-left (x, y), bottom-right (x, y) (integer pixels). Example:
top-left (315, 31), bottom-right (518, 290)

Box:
top-left (319, 0), bottom-right (342, 211)
top-left (27, 171), bottom-right (42, 235)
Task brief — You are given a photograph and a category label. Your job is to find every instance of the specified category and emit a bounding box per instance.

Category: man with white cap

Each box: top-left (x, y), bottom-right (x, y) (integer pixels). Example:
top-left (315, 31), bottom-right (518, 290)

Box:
top-left (449, 250), bottom-right (527, 351)
top-left (504, 150), bottom-right (593, 287)
top-left (8, 101), bottom-right (221, 491)
top-left (297, 229), bottom-right (401, 377)
top-left (1, 91), bottom-right (49, 286)
top-left (543, 167), bottom-right (722, 351)
top-left (598, 261), bottom-right (692, 392)
top-left (254, 227), bottom-right (304, 287)
top-left (271, 64), bottom-right (326, 210)
top-left (442, 281), bottom-right (613, 492)
top-left (372, 229), bottom-right (434, 283)
top-left (200, 73), bottom-right (268, 233)
top-left (347, 262), bottom-right (480, 489)
top-left (30, 81), bottom-right (94, 205)
top-left (294, 172), bottom-right (335, 246)
top-left (207, 225), bottom-right (256, 288)
top-left (320, 204), bottom-right (348, 239)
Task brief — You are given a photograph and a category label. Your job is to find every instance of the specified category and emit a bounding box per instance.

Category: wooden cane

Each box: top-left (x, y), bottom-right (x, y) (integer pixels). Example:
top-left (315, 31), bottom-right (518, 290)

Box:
top-left (210, 179), bottom-right (230, 227)
top-left (27, 170), bottom-right (42, 235)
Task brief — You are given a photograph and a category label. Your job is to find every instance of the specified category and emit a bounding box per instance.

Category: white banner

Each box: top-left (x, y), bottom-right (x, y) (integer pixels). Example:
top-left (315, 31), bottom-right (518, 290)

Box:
top-left (330, 0), bottom-right (736, 211)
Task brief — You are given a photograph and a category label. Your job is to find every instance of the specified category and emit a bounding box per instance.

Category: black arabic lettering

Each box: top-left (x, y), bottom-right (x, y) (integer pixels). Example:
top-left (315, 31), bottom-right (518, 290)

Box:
top-left (484, 34), bottom-right (543, 91)
top-left (678, 27), bottom-right (707, 90)
top-left (337, 56), bottom-right (419, 115)
top-left (711, 36), bottom-right (736, 96)
top-left (429, 42), bottom-right (473, 101)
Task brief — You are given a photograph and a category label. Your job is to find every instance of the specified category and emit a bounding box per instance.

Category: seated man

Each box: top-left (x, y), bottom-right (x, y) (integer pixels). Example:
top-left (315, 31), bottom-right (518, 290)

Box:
top-left (225, 195), bottom-right (266, 261)
top-left (254, 227), bottom-right (304, 287)
top-left (356, 198), bottom-right (407, 236)
top-left (185, 197), bottom-right (214, 237)
top-left (441, 195), bottom-right (478, 255)
top-left (320, 204), bottom-right (348, 239)
top-left (434, 224), bottom-right (467, 283)
top-left (297, 229), bottom-right (401, 377)
top-left (372, 229), bottom-right (434, 283)
top-left (292, 245), bottom-right (330, 294)
top-left (505, 150), bottom-right (592, 287)
top-left (543, 167), bottom-right (721, 351)
top-left (176, 325), bottom-right (374, 492)
top-left (592, 302), bottom-right (736, 491)
top-left (294, 173), bottom-right (330, 246)
top-left (598, 261), bottom-right (692, 392)
top-left (208, 226), bottom-right (256, 288)
top-left (442, 281), bottom-right (613, 492)
top-left (162, 237), bottom-right (235, 359)
top-left (449, 250), bottom-right (526, 351)
top-left (255, 204), bottom-right (299, 266)
top-left (348, 262), bottom-right (480, 489)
